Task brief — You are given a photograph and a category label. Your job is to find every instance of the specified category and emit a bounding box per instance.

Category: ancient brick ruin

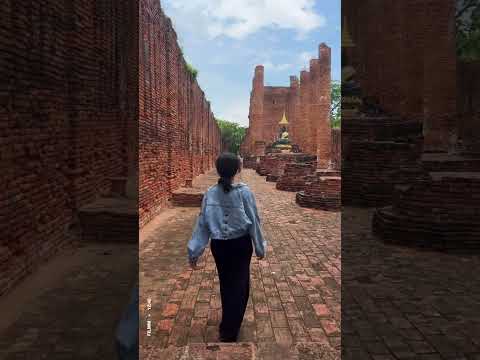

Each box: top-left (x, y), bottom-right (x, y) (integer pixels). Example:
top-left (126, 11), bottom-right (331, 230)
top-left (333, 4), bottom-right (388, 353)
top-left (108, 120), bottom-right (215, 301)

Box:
top-left (240, 44), bottom-right (341, 211)
top-left (0, 0), bottom-right (222, 296)
top-left (343, 0), bottom-right (480, 248)
top-left (241, 44), bottom-right (332, 160)
top-left (138, 0), bottom-right (222, 226)
top-left (0, 0), bottom-right (138, 295)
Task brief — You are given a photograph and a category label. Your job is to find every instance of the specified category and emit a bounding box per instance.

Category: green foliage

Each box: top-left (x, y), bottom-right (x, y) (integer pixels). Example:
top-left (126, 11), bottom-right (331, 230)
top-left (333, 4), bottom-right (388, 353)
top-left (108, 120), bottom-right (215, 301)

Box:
top-left (216, 118), bottom-right (246, 154)
top-left (331, 80), bottom-right (341, 128)
top-left (185, 62), bottom-right (198, 80)
top-left (457, 0), bottom-right (480, 61)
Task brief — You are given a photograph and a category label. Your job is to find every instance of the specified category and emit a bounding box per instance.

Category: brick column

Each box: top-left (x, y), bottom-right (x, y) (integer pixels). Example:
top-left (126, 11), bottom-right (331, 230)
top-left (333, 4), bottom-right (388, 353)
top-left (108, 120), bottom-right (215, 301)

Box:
top-left (288, 76), bottom-right (300, 147)
top-left (316, 44), bottom-right (332, 169)
top-left (422, 0), bottom-right (457, 152)
top-left (299, 70), bottom-right (311, 154)
top-left (250, 65), bottom-right (265, 156)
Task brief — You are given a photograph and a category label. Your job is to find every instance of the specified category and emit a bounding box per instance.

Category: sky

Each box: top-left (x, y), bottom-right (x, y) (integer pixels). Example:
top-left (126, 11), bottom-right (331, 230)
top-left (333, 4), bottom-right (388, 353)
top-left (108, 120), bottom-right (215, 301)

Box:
top-left (162, 0), bottom-right (341, 127)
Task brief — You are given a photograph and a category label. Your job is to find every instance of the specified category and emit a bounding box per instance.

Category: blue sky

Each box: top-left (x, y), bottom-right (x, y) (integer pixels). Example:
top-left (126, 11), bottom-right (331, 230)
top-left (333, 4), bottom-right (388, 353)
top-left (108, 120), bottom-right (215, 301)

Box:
top-left (162, 0), bottom-right (341, 126)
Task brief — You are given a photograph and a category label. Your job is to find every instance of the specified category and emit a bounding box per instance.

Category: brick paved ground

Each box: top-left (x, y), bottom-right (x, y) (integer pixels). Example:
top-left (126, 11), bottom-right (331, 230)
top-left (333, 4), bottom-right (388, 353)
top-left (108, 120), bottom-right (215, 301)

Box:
top-left (140, 169), bottom-right (341, 359)
top-left (0, 243), bottom-right (137, 359)
top-left (342, 207), bottom-right (480, 360)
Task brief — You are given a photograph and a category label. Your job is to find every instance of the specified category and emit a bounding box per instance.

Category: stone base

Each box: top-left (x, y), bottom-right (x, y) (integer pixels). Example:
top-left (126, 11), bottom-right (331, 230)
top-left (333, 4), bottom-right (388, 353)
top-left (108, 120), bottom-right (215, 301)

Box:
top-left (243, 156), bottom-right (258, 169)
top-left (296, 170), bottom-right (341, 211)
top-left (78, 198), bottom-right (138, 243)
top-left (342, 140), bottom-right (422, 207)
top-left (259, 152), bottom-right (316, 182)
top-left (171, 188), bottom-right (204, 207)
top-left (276, 162), bottom-right (316, 192)
top-left (373, 171), bottom-right (480, 250)
top-left (255, 156), bottom-right (267, 176)
top-left (342, 114), bottom-right (423, 207)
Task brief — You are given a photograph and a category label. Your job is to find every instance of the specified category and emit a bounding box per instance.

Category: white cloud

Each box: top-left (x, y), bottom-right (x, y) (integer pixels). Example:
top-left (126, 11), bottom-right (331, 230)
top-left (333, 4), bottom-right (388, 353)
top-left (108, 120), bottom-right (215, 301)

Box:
top-left (217, 97), bottom-right (250, 126)
top-left (165, 0), bottom-right (326, 40)
top-left (264, 61), bottom-right (293, 72)
top-left (298, 51), bottom-right (315, 71)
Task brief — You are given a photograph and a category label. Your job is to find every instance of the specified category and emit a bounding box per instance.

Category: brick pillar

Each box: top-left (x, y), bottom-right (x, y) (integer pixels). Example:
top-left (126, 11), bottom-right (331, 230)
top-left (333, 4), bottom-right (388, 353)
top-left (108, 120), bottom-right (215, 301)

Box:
top-left (404, 0), bottom-right (425, 121)
top-left (288, 76), bottom-right (300, 147)
top-left (316, 43), bottom-right (332, 169)
top-left (299, 70), bottom-right (311, 154)
top-left (250, 65), bottom-right (264, 156)
top-left (310, 59), bottom-right (321, 155)
top-left (422, 0), bottom-right (457, 152)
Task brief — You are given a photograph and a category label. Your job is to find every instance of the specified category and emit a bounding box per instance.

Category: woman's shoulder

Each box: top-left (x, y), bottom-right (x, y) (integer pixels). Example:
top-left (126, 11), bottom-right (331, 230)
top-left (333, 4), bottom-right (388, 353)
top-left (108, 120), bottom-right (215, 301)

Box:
top-left (233, 182), bottom-right (249, 190)
top-left (234, 183), bottom-right (253, 197)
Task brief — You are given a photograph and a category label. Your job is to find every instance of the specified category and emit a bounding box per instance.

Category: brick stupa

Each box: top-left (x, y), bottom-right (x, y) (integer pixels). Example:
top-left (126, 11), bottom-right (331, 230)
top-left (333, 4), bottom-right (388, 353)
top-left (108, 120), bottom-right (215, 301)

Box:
top-left (295, 44), bottom-right (341, 211)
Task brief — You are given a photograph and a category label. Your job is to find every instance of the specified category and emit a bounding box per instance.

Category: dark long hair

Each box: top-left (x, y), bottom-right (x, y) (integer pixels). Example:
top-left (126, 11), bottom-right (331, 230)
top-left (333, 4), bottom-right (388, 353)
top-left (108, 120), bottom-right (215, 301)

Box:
top-left (215, 152), bottom-right (240, 193)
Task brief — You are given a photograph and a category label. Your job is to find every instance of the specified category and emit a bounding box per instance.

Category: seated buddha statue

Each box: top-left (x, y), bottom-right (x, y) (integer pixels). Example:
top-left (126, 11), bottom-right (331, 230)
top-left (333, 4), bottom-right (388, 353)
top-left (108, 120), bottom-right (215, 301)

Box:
top-left (276, 127), bottom-right (290, 145)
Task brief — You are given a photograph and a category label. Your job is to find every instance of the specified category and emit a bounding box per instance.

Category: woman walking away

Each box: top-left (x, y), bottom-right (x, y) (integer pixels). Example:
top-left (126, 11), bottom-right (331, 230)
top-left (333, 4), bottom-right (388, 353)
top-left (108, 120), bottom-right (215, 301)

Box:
top-left (187, 152), bottom-right (267, 342)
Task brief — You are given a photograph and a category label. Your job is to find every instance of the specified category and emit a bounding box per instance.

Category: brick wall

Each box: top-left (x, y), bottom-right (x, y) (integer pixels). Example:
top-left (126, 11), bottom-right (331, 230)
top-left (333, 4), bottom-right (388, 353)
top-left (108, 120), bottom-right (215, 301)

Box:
top-left (139, 0), bottom-right (222, 227)
top-left (344, 0), bottom-right (457, 153)
top-left (457, 61), bottom-right (480, 154)
top-left (262, 87), bottom-right (290, 145)
top-left (0, 0), bottom-right (137, 295)
top-left (331, 128), bottom-right (341, 170)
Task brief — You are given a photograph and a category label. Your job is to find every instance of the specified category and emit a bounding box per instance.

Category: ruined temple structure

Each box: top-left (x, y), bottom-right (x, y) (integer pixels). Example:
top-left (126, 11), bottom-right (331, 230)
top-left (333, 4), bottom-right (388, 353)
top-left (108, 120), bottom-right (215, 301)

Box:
top-left (294, 45), bottom-right (341, 211)
top-left (139, 0), bottom-right (222, 225)
top-left (241, 43), bottom-right (332, 159)
top-left (240, 44), bottom-right (341, 210)
top-left (343, 0), bottom-right (480, 249)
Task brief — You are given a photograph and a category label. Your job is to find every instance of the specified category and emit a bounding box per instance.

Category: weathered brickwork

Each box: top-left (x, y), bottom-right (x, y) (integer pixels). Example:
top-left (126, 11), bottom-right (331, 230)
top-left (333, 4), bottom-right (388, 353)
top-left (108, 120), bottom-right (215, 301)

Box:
top-left (139, 0), bottom-right (222, 227)
top-left (331, 129), bottom-right (341, 170)
top-left (0, 0), bottom-right (137, 295)
top-left (344, 0), bottom-right (457, 153)
top-left (457, 61), bottom-right (480, 154)
top-left (241, 44), bottom-right (332, 160)
top-left (344, 1), bottom-right (480, 248)
top-left (341, 116), bottom-right (423, 206)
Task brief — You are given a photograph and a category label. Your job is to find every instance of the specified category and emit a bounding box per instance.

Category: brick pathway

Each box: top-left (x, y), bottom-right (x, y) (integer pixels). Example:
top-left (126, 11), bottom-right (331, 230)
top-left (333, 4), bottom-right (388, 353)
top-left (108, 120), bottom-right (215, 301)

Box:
top-left (140, 169), bottom-right (341, 359)
top-left (342, 207), bottom-right (480, 360)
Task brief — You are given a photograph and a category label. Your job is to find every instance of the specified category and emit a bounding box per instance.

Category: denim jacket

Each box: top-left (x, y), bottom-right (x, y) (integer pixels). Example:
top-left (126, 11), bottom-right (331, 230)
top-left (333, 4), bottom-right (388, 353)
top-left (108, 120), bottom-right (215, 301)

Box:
top-left (187, 183), bottom-right (266, 261)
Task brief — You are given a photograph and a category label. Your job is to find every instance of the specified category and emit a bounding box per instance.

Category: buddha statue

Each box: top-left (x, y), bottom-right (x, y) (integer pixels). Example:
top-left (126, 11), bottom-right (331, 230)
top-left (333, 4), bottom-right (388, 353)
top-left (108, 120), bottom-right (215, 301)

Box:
top-left (279, 126), bottom-right (289, 142)
top-left (272, 112), bottom-right (293, 152)
top-left (341, 19), bottom-right (363, 117)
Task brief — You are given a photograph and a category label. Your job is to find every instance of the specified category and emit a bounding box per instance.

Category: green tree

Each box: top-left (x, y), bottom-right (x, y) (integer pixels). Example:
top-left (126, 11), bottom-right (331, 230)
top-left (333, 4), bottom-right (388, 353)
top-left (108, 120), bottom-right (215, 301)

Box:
top-left (457, 0), bottom-right (480, 61)
top-left (216, 118), bottom-right (246, 154)
top-left (185, 63), bottom-right (198, 79)
top-left (331, 80), bottom-right (341, 128)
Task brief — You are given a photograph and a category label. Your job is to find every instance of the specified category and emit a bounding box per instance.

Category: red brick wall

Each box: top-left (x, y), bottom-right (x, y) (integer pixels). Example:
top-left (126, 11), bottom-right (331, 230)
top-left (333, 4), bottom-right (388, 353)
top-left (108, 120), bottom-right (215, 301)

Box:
top-left (262, 87), bottom-right (290, 145)
top-left (345, 0), bottom-right (457, 152)
top-left (139, 1), bottom-right (221, 227)
top-left (331, 128), bottom-right (341, 170)
top-left (0, 0), bottom-right (136, 295)
top-left (457, 61), bottom-right (480, 154)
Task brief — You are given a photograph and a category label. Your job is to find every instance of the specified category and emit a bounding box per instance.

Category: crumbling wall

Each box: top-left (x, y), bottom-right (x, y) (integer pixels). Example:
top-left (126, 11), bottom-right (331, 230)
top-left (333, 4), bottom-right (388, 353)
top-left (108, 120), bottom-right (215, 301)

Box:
top-left (139, 0), bottom-right (222, 227)
top-left (0, 0), bottom-right (136, 295)
top-left (331, 128), bottom-right (341, 170)
top-left (457, 61), bottom-right (480, 153)
top-left (345, 0), bottom-right (457, 153)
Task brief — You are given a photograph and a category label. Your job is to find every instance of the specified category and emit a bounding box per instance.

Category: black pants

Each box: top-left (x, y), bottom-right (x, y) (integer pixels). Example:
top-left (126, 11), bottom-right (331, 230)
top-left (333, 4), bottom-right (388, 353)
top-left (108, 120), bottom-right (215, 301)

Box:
top-left (210, 234), bottom-right (253, 341)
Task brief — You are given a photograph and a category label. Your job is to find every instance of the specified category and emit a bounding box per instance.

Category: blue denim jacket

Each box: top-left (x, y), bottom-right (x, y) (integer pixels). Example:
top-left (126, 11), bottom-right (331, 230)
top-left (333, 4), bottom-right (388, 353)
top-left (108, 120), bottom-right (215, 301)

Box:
top-left (187, 183), bottom-right (266, 261)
